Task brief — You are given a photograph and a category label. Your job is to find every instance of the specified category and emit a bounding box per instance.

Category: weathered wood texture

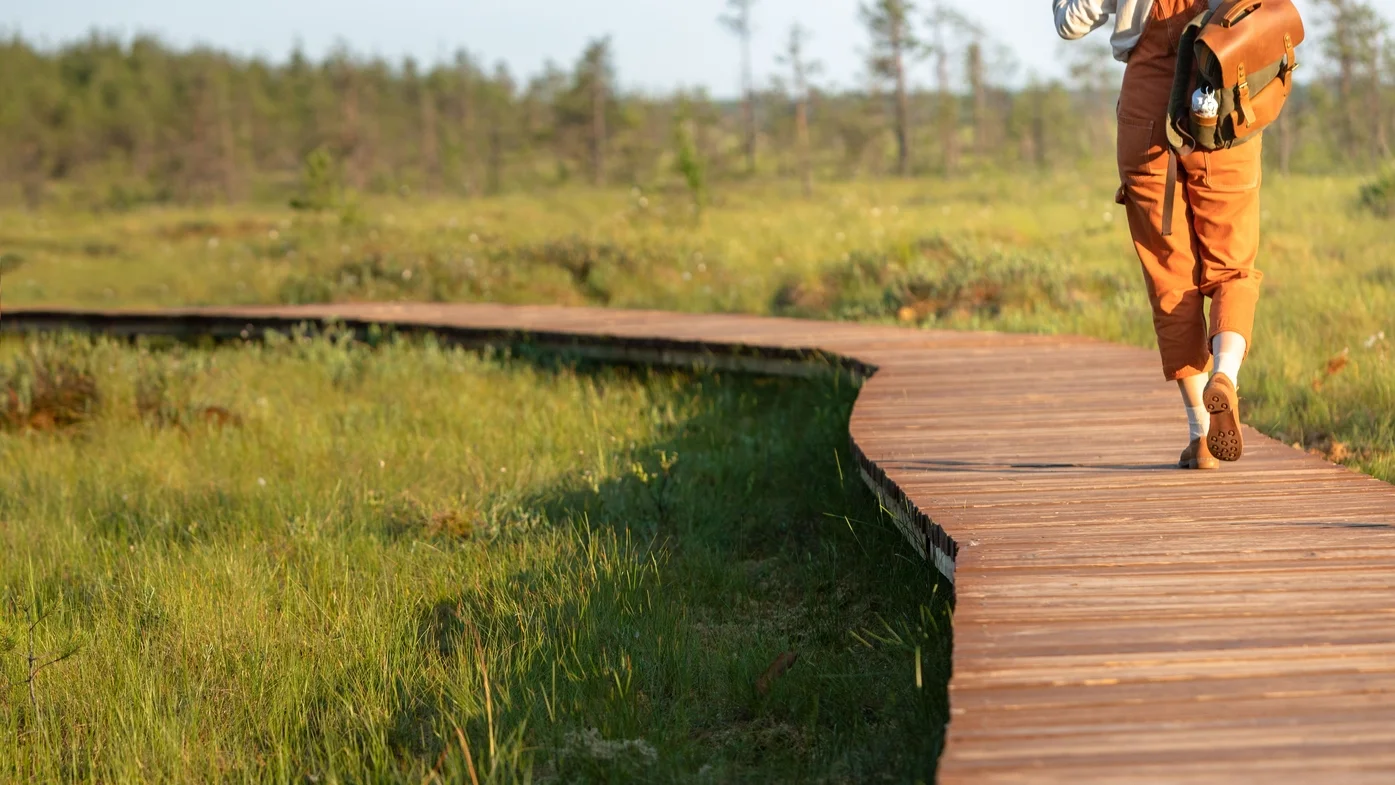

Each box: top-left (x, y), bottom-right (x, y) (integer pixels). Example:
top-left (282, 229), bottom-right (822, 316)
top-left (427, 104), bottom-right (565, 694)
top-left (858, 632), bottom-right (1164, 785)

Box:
top-left (7, 303), bottom-right (1395, 783)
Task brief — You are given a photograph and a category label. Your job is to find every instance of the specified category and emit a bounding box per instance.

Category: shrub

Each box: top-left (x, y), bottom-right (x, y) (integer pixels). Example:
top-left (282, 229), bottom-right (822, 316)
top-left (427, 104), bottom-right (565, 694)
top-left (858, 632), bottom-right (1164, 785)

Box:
top-left (0, 337), bottom-right (102, 431)
top-left (1360, 167), bottom-right (1395, 218)
top-left (774, 236), bottom-right (1126, 324)
top-left (0, 252), bottom-right (24, 277)
top-left (289, 146), bottom-right (344, 212)
top-left (134, 359), bottom-right (241, 430)
top-left (277, 238), bottom-right (638, 306)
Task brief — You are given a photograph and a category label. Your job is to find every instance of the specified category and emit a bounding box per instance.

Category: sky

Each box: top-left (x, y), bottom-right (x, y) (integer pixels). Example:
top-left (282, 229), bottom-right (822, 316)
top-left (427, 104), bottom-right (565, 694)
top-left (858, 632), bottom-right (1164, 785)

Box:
top-left (5, 0), bottom-right (1387, 94)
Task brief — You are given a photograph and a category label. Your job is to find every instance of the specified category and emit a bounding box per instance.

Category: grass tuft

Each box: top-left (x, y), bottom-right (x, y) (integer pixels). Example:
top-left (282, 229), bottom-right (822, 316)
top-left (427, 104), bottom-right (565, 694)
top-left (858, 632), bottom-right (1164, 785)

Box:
top-left (0, 336), bottom-right (102, 432)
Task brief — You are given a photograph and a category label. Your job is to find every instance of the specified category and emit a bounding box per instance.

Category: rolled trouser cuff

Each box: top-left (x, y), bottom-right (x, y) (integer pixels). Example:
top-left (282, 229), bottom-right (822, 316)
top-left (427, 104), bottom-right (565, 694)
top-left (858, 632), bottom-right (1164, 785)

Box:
top-left (1208, 285), bottom-right (1261, 354)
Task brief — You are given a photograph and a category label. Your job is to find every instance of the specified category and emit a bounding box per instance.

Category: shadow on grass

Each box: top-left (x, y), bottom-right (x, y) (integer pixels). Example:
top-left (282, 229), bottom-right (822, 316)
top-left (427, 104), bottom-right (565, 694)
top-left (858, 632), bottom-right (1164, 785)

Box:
top-left (413, 355), bottom-right (953, 784)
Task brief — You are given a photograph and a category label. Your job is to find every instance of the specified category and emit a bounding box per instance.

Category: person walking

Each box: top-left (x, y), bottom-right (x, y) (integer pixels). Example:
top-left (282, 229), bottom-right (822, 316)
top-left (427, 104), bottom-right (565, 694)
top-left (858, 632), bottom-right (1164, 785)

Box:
top-left (1055, 0), bottom-right (1261, 470)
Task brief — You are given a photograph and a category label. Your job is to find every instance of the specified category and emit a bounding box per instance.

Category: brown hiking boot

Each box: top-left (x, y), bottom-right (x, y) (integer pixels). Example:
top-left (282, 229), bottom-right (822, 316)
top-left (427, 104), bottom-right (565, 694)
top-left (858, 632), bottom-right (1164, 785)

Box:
top-left (1179, 437), bottom-right (1221, 470)
top-left (1204, 372), bottom-right (1244, 462)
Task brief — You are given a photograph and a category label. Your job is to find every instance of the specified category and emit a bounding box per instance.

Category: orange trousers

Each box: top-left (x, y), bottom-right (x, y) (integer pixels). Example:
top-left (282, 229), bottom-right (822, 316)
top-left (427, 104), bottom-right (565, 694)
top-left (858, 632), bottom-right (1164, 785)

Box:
top-left (1117, 0), bottom-right (1264, 381)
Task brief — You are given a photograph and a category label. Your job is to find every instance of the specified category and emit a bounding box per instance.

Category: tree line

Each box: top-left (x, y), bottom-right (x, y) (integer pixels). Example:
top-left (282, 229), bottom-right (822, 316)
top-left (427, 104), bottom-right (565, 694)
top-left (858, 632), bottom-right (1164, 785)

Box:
top-left (0, 0), bottom-right (1391, 208)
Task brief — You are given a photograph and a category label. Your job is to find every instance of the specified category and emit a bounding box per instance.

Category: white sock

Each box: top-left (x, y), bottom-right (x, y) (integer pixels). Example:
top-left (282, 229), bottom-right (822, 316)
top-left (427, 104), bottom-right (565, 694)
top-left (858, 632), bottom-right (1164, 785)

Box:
top-left (1212, 332), bottom-right (1247, 386)
top-left (1186, 405), bottom-right (1210, 442)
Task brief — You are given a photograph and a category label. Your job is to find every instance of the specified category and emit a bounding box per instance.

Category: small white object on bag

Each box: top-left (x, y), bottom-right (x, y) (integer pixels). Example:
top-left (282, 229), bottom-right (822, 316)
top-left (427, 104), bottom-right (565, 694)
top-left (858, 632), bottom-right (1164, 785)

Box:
top-left (1191, 87), bottom-right (1220, 119)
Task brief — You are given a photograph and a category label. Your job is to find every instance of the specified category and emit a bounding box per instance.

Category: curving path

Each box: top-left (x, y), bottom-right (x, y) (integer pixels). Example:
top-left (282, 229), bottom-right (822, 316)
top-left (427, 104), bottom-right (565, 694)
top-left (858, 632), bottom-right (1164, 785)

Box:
top-left (7, 302), bottom-right (1395, 783)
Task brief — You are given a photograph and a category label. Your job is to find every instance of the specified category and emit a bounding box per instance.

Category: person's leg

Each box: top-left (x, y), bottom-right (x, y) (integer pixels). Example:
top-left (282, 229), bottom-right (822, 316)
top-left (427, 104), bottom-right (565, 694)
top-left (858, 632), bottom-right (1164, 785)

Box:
top-left (1119, 136), bottom-right (1211, 384)
top-left (1177, 372), bottom-right (1218, 469)
top-left (1179, 373), bottom-right (1208, 439)
top-left (1115, 9), bottom-right (1217, 466)
top-left (1211, 331), bottom-right (1247, 386)
top-left (1182, 137), bottom-right (1264, 461)
top-left (1119, 118), bottom-right (1213, 464)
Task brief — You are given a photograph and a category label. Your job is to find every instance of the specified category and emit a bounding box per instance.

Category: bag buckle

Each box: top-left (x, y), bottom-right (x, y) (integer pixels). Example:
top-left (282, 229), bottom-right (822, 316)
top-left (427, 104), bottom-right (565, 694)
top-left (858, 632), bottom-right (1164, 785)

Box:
top-left (1283, 33), bottom-right (1298, 82)
top-left (1235, 63), bottom-right (1257, 127)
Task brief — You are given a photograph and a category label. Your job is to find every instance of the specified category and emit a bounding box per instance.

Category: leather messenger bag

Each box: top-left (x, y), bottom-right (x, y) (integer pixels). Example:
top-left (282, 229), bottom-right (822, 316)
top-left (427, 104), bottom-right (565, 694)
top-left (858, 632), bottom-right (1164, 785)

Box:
top-left (1160, 0), bottom-right (1305, 235)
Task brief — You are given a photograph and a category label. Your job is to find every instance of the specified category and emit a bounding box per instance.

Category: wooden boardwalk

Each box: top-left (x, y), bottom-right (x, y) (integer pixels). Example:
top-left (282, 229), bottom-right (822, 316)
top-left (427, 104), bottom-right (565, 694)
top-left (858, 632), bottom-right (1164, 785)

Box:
top-left (7, 302), bottom-right (1395, 783)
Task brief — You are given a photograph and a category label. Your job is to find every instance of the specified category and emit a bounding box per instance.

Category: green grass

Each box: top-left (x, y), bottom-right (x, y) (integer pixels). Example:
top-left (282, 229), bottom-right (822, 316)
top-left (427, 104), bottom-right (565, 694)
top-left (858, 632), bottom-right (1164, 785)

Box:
top-left (2, 165), bottom-right (1394, 780)
top-left (4, 166), bottom-right (1393, 473)
top-left (0, 332), bottom-right (948, 783)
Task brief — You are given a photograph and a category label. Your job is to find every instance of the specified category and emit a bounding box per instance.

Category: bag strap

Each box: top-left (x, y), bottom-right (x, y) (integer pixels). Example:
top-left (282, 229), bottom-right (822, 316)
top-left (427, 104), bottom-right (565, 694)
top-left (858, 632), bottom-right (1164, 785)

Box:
top-left (1233, 63), bottom-right (1257, 128)
top-left (1281, 32), bottom-right (1298, 85)
top-left (1164, 10), bottom-right (1212, 154)
top-left (1161, 149), bottom-right (1180, 238)
top-left (1161, 9), bottom-right (1211, 239)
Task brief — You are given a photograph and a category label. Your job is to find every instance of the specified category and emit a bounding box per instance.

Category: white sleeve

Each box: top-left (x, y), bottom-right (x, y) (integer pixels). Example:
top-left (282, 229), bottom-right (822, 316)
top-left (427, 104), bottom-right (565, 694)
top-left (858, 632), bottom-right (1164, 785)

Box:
top-left (1054, 0), bottom-right (1112, 40)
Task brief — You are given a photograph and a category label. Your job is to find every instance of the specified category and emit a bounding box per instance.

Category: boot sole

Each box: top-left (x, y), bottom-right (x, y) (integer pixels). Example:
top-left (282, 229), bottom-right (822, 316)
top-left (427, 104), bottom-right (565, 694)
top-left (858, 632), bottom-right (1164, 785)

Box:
top-left (1205, 385), bottom-right (1244, 462)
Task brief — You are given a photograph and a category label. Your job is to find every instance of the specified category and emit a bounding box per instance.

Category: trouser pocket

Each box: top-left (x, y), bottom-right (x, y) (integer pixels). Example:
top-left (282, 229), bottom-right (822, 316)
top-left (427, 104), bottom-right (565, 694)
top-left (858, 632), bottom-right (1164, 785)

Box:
top-left (1117, 118), bottom-right (1161, 180)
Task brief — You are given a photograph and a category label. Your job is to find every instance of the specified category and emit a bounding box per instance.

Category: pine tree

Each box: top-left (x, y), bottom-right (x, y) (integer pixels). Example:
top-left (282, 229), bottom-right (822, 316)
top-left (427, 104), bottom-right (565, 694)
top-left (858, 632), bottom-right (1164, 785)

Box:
top-left (1064, 41), bottom-right (1117, 158)
top-left (1316, 0), bottom-right (1389, 162)
top-left (925, 2), bottom-right (979, 175)
top-left (776, 24), bottom-right (821, 196)
top-left (577, 38), bottom-right (614, 187)
top-left (861, 0), bottom-right (920, 176)
top-left (454, 50), bottom-right (480, 195)
top-left (720, 0), bottom-right (760, 175)
top-left (485, 63), bottom-right (516, 195)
